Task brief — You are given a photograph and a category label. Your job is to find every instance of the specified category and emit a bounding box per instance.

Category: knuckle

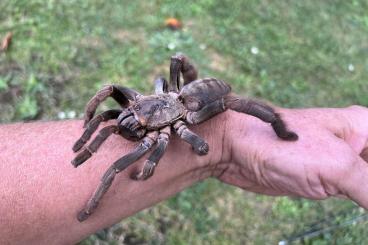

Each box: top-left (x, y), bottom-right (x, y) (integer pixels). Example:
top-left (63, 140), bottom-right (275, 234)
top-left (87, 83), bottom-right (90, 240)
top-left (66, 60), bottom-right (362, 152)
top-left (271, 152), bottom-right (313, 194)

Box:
top-left (347, 105), bottom-right (367, 111)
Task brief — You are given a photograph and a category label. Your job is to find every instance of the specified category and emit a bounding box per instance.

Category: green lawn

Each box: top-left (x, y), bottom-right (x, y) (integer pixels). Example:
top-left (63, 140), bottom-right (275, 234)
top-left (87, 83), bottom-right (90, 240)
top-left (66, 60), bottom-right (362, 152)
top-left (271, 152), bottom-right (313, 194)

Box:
top-left (1, 0), bottom-right (368, 244)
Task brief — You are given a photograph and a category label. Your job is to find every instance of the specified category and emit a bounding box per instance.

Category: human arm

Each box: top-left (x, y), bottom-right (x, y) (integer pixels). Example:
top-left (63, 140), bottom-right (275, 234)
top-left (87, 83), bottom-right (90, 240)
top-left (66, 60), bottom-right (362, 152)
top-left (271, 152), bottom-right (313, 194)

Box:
top-left (0, 118), bottom-right (222, 245)
top-left (1, 106), bottom-right (368, 244)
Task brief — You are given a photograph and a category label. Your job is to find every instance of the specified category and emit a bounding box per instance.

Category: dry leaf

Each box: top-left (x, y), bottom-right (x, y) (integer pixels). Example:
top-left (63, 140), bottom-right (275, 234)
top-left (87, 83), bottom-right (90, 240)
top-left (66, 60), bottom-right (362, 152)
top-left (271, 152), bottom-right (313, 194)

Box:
top-left (1, 32), bottom-right (12, 52)
top-left (165, 18), bottom-right (182, 30)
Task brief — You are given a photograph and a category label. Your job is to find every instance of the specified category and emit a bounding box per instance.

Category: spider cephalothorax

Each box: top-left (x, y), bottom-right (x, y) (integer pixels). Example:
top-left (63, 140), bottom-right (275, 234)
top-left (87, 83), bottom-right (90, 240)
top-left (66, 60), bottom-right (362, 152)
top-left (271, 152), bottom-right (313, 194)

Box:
top-left (72, 53), bottom-right (298, 222)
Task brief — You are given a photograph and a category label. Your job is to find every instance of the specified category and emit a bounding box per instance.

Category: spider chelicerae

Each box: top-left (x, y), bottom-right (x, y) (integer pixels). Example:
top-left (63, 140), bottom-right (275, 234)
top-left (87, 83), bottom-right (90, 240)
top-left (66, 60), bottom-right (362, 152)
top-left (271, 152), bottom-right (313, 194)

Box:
top-left (72, 53), bottom-right (298, 222)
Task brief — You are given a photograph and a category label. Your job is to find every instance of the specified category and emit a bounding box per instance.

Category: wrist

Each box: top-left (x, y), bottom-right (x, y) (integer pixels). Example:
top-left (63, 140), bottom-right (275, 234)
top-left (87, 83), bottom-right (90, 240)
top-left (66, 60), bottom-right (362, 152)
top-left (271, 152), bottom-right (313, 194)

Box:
top-left (185, 111), bottom-right (231, 178)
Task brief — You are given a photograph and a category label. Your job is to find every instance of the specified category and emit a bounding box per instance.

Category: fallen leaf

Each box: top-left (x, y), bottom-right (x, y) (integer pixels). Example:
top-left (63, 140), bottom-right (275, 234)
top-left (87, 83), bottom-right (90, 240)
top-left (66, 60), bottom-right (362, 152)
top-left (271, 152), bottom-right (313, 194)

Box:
top-left (1, 32), bottom-right (12, 52)
top-left (165, 18), bottom-right (182, 30)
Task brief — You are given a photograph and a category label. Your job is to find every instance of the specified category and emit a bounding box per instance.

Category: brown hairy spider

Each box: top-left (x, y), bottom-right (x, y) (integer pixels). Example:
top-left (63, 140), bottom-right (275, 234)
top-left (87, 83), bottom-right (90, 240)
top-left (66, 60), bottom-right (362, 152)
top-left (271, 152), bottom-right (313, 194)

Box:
top-left (72, 53), bottom-right (298, 222)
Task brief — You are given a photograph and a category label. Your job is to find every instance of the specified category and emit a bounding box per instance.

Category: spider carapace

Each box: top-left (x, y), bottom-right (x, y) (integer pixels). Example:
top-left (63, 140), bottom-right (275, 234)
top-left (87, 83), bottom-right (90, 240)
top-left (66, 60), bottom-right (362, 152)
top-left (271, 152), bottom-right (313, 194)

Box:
top-left (72, 53), bottom-right (298, 222)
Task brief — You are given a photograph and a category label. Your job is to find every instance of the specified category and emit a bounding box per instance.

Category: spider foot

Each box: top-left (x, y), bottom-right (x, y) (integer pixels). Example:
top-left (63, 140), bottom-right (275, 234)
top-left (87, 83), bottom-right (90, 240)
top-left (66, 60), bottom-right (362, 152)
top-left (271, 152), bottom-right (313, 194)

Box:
top-left (132, 160), bottom-right (156, 181)
top-left (77, 201), bottom-right (99, 222)
top-left (173, 121), bottom-right (209, 156)
top-left (277, 130), bottom-right (298, 141)
top-left (72, 138), bottom-right (86, 152)
top-left (193, 142), bottom-right (209, 156)
top-left (71, 149), bottom-right (92, 167)
top-left (271, 114), bottom-right (299, 141)
top-left (77, 210), bottom-right (91, 222)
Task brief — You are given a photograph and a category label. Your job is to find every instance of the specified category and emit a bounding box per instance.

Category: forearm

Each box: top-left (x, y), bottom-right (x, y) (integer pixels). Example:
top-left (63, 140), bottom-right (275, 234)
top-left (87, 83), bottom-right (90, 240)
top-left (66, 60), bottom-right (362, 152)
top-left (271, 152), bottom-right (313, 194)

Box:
top-left (0, 119), bottom-right (220, 245)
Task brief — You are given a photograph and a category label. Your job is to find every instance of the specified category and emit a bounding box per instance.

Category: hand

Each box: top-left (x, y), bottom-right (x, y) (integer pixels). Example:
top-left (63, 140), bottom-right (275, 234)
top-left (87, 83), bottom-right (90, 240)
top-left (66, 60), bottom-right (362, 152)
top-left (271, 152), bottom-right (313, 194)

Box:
top-left (213, 106), bottom-right (368, 208)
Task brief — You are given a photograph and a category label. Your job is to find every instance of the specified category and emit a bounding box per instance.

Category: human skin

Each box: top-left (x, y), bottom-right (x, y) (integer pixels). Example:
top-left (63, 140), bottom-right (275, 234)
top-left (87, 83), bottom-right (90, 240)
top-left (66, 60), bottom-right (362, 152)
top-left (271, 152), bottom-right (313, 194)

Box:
top-left (1, 106), bottom-right (368, 244)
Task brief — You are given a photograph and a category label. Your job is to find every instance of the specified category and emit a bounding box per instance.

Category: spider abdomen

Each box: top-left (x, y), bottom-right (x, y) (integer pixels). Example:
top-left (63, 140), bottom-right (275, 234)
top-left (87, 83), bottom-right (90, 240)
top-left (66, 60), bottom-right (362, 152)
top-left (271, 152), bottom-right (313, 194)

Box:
top-left (179, 78), bottom-right (231, 111)
top-left (132, 94), bottom-right (185, 129)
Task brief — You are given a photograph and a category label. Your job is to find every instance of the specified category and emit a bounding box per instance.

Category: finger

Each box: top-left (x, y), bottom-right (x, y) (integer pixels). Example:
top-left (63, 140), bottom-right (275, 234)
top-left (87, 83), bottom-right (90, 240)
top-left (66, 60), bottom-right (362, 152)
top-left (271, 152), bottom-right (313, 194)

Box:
top-left (338, 156), bottom-right (368, 209)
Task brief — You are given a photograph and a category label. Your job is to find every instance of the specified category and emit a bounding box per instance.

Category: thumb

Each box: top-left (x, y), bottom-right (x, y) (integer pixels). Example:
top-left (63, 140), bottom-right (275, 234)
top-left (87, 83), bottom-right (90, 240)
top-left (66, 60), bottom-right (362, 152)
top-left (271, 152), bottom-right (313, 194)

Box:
top-left (338, 156), bottom-right (368, 209)
top-left (318, 106), bottom-right (368, 154)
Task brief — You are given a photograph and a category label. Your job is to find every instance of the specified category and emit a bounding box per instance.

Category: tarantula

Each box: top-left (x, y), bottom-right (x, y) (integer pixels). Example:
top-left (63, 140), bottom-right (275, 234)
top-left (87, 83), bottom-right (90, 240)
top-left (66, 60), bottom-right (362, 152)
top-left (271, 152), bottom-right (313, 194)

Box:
top-left (72, 53), bottom-right (298, 222)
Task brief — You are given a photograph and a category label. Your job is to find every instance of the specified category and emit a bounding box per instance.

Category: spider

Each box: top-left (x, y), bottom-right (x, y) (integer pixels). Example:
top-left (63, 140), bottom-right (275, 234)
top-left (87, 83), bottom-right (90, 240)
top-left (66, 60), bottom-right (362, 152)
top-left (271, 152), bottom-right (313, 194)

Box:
top-left (72, 53), bottom-right (298, 222)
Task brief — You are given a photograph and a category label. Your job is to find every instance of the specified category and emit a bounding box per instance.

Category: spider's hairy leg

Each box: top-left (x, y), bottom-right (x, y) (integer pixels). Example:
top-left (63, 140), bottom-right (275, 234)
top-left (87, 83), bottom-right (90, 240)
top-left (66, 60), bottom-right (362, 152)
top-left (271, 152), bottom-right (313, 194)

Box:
top-left (84, 85), bottom-right (141, 127)
top-left (154, 77), bottom-right (168, 94)
top-left (72, 125), bottom-right (119, 167)
top-left (173, 120), bottom-right (209, 155)
top-left (77, 132), bottom-right (158, 222)
top-left (77, 166), bottom-right (116, 222)
top-left (169, 53), bottom-right (198, 92)
top-left (73, 109), bottom-right (122, 152)
top-left (133, 126), bottom-right (171, 181)
top-left (186, 99), bottom-right (226, 125)
top-left (224, 94), bottom-right (298, 141)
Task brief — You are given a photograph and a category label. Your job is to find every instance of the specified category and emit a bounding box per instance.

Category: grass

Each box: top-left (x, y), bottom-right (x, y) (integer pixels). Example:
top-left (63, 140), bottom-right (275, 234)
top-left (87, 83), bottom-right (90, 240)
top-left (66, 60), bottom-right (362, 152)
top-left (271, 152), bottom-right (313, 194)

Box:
top-left (1, 0), bottom-right (368, 244)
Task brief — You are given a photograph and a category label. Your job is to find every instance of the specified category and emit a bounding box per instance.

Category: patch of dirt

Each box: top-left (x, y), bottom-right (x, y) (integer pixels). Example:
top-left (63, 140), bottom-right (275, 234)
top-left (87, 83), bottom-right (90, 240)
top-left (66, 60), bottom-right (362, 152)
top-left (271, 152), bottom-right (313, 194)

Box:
top-left (146, 62), bottom-right (170, 87)
top-left (0, 61), bottom-right (23, 103)
top-left (112, 28), bottom-right (146, 43)
top-left (208, 51), bottom-right (233, 72)
top-left (79, 37), bottom-right (105, 49)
